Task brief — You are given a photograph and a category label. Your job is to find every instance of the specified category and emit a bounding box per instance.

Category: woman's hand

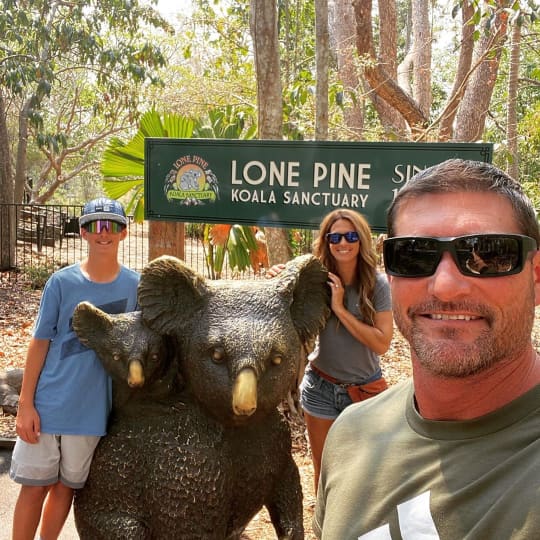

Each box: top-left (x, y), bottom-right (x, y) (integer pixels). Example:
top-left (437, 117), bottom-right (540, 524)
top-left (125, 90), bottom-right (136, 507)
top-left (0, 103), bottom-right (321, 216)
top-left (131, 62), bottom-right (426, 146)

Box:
top-left (327, 272), bottom-right (345, 309)
top-left (265, 263), bottom-right (286, 279)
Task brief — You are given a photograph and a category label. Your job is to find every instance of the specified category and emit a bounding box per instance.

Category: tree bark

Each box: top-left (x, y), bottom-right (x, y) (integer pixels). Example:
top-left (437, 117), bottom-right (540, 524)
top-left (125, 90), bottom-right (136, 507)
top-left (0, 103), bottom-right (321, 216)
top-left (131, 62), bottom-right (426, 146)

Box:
top-left (506, 19), bottom-right (521, 180)
top-left (148, 221), bottom-right (185, 262)
top-left (352, 0), bottom-right (427, 135)
top-left (0, 92), bottom-right (16, 270)
top-left (330, 0), bottom-right (364, 138)
top-left (376, 0), bottom-right (408, 136)
top-left (249, 0), bottom-right (283, 140)
top-left (453, 3), bottom-right (509, 141)
top-left (438, 0), bottom-right (475, 141)
top-left (411, 0), bottom-right (431, 117)
top-left (315, 0), bottom-right (329, 140)
top-left (250, 0), bottom-right (291, 265)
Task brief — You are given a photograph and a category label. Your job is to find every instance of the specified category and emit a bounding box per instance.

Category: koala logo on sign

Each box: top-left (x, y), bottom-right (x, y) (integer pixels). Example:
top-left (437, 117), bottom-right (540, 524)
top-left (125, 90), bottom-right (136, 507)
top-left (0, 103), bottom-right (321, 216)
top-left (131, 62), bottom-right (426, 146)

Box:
top-left (163, 155), bottom-right (220, 206)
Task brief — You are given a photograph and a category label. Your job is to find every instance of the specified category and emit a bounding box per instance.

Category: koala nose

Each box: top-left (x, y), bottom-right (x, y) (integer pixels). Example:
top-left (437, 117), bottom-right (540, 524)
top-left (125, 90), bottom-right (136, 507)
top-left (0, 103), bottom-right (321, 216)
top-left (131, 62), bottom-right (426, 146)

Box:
top-left (127, 360), bottom-right (145, 387)
top-left (232, 368), bottom-right (257, 416)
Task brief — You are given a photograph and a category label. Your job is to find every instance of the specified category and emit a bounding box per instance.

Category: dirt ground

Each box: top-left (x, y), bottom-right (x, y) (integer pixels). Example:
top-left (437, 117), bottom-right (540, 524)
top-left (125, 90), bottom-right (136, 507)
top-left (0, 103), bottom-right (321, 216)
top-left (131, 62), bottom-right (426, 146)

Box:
top-left (2, 277), bottom-right (539, 539)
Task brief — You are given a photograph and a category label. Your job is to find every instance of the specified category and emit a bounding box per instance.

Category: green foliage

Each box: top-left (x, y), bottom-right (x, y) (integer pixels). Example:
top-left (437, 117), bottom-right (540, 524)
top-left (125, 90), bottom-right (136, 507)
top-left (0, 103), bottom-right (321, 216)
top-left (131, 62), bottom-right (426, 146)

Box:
top-left (23, 261), bottom-right (56, 290)
top-left (193, 106), bottom-right (257, 139)
top-left (203, 224), bottom-right (261, 279)
top-left (101, 110), bottom-right (195, 220)
top-left (0, 0), bottom-right (174, 203)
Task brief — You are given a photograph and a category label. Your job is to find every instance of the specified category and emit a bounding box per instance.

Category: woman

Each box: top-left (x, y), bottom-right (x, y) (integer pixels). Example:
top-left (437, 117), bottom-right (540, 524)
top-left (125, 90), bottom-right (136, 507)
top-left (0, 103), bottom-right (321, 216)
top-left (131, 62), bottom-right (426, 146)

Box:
top-left (270, 208), bottom-right (393, 492)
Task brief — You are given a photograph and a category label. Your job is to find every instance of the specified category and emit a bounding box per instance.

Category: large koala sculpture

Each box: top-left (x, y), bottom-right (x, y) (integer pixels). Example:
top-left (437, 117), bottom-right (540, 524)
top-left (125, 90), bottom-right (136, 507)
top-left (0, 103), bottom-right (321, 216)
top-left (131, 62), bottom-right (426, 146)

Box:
top-left (72, 254), bottom-right (330, 540)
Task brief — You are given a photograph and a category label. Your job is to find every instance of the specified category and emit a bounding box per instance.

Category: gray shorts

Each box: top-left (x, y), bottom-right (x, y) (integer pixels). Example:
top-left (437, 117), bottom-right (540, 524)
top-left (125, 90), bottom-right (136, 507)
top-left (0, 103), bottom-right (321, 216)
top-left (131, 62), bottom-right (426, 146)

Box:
top-left (299, 367), bottom-right (354, 420)
top-left (10, 433), bottom-right (100, 489)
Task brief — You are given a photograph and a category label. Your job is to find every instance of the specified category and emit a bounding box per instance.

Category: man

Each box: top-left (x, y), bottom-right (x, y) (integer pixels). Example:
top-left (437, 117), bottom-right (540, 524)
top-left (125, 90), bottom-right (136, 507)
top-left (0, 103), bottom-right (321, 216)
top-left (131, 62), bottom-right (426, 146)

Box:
top-left (313, 159), bottom-right (539, 539)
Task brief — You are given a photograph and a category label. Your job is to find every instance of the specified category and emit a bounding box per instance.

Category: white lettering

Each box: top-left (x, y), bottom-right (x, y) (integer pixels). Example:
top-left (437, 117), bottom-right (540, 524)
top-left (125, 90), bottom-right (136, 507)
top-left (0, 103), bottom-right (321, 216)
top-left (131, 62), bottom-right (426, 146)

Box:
top-left (231, 161), bottom-right (301, 187)
top-left (397, 491), bottom-right (440, 540)
top-left (358, 524), bottom-right (391, 540)
top-left (392, 164), bottom-right (425, 184)
top-left (281, 191), bottom-right (368, 208)
top-left (313, 163), bottom-right (327, 187)
top-left (313, 162), bottom-right (371, 189)
top-left (231, 160), bottom-right (242, 185)
top-left (244, 161), bottom-right (266, 185)
top-left (231, 189), bottom-right (276, 204)
top-left (359, 491), bottom-right (440, 540)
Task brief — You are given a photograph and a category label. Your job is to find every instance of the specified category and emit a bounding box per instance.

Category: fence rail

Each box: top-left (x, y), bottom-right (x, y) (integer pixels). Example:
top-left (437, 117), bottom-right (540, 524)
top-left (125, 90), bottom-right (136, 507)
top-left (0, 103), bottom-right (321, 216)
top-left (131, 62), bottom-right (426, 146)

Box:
top-left (0, 203), bottom-right (317, 286)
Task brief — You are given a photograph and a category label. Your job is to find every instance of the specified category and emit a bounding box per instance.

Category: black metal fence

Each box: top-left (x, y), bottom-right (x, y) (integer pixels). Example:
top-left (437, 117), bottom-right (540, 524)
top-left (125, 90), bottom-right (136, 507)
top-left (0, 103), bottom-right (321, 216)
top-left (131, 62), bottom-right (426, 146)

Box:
top-left (0, 204), bottom-right (144, 285)
top-left (0, 203), bottom-right (316, 287)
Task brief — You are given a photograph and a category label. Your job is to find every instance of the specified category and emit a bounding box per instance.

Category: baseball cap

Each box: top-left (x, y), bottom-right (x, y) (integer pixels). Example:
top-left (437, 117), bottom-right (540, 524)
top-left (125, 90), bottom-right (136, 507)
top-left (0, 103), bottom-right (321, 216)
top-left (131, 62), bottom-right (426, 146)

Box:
top-left (79, 197), bottom-right (128, 227)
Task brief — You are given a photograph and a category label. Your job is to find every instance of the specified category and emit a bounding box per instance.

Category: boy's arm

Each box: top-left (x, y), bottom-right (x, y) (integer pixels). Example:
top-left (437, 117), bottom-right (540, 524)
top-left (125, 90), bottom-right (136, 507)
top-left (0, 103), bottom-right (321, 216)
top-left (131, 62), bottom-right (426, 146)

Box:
top-left (16, 337), bottom-right (50, 444)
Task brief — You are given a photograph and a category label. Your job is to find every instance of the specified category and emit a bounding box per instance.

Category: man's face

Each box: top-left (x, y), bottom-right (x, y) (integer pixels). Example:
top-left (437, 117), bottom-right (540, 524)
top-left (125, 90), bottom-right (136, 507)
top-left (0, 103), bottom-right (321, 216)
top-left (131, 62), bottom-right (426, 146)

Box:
top-left (389, 191), bottom-right (540, 378)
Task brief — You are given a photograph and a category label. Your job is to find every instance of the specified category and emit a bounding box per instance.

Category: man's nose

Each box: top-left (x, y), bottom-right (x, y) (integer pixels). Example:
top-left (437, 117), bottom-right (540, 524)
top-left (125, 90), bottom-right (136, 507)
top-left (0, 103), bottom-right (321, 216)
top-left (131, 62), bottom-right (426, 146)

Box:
top-left (427, 252), bottom-right (473, 300)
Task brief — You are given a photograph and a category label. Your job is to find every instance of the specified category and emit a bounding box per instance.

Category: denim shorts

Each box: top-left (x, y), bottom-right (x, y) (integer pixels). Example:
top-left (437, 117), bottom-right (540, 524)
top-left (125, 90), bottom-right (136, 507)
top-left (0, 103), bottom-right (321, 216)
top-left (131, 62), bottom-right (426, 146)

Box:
top-left (299, 367), bottom-right (355, 420)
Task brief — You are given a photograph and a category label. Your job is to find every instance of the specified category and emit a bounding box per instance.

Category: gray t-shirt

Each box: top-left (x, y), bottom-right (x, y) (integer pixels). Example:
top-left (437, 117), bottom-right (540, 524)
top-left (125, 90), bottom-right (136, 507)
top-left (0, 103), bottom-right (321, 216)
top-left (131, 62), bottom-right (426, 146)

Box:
top-left (315, 381), bottom-right (540, 539)
top-left (312, 272), bottom-right (391, 383)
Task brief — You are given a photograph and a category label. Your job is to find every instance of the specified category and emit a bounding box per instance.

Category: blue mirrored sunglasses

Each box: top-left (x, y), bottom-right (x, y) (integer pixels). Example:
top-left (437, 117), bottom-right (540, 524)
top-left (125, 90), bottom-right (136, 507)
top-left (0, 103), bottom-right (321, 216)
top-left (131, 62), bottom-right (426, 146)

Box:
top-left (84, 220), bottom-right (125, 234)
top-left (326, 231), bottom-right (360, 244)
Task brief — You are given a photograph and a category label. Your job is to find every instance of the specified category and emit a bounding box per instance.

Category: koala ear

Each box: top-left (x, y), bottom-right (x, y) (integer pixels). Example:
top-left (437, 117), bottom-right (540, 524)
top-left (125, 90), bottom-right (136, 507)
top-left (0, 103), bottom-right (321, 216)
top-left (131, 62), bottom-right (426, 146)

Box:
top-left (138, 255), bottom-right (207, 334)
top-left (276, 254), bottom-right (331, 343)
top-left (73, 301), bottom-right (114, 348)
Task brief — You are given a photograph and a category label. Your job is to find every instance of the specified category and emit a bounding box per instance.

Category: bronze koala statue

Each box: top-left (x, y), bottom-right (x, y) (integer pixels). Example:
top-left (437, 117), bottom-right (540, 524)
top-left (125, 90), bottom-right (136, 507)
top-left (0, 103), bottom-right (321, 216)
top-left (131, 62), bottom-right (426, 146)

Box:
top-left (72, 254), bottom-right (330, 540)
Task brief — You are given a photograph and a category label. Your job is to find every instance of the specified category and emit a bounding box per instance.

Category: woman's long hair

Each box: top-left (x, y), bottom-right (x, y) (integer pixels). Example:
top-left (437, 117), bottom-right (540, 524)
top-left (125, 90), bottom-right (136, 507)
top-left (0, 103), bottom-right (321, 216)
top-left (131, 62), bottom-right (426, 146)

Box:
top-left (313, 209), bottom-right (379, 325)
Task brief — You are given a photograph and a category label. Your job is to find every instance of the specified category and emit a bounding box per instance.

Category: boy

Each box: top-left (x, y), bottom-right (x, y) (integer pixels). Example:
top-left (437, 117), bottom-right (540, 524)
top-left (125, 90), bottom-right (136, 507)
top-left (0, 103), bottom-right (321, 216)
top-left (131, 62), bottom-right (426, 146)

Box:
top-left (10, 197), bottom-right (140, 540)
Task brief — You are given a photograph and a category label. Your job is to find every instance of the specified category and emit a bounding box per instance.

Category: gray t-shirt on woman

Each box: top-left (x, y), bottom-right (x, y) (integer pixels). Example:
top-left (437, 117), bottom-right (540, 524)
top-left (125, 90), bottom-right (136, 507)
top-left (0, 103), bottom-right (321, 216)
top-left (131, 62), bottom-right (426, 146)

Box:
top-left (311, 272), bottom-right (391, 384)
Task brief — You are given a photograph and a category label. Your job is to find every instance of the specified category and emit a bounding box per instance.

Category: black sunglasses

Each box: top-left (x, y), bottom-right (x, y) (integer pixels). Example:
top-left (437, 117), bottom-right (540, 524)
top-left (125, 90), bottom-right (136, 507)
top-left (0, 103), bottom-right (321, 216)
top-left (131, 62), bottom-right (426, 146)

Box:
top-left (383, 234), bottom-right (537, 278)
top-left (326, 231), bottom-right (360, 244)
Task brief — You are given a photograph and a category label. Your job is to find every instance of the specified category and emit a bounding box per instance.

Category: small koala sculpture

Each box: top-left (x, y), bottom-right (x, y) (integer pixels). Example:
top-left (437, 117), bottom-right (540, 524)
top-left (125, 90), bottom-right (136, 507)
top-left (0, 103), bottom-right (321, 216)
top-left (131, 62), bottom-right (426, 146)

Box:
top-left (72, 254), bottom-right (330, 540)
top-left (72, 306), bottom-right (181, 416)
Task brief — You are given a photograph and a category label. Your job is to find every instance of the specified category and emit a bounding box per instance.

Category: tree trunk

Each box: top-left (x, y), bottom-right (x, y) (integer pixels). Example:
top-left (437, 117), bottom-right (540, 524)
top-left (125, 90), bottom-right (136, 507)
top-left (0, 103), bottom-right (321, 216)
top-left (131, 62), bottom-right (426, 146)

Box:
top-left (438, 0), bottom-right (475, 141)
top-left (330, 0), bottom-right (364, 138)
top-left (411, 0), bottom-right (431, 117)
top-left (352, 0), bottom-right (427, 135)
top-left (249, 0), bottom-right (291, 266)
top-left (506, 19), bottom-right (520, 180)
top-left (315, 0), bottom-right (329, 140)
top-left (148, 221), bottom-right (185, 262)
top-left (249, 0), bottom-right (283, 140)
top-left (0, 92), bottom-right (16, 270)
top-left (376, 0), bottom-right (408, 136)
top-left (453, 4), bottom-right (509, 141)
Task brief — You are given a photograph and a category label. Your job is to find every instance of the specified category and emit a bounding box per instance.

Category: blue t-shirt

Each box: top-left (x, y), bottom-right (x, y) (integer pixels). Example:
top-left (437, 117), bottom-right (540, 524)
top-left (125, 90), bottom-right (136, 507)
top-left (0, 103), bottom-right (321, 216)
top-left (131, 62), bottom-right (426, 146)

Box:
top-left (33, 263), bottom-right (139, 436)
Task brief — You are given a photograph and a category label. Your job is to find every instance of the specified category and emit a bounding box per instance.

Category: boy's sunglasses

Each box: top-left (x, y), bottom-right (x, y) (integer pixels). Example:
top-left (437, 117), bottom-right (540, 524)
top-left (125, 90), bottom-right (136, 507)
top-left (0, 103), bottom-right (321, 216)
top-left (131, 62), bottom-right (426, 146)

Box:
top-left (84, 220), bottom-right (125, 234)
top-left (326, 231), bottom-right (360, 244)
top-left (383, 234), bottom-right (537, 278)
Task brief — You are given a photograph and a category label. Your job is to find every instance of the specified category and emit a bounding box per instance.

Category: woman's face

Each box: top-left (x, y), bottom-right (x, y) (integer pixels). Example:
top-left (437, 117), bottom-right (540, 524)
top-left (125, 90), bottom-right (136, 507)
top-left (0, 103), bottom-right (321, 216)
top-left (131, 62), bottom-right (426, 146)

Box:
top-left (327, 218), bottom-right (360, 266)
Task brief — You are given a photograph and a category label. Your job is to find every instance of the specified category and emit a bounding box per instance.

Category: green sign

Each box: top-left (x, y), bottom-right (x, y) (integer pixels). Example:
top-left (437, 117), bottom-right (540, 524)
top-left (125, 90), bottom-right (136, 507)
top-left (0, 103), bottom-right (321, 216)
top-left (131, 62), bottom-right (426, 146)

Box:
top-left (144, 139), bottom-right (492, 232)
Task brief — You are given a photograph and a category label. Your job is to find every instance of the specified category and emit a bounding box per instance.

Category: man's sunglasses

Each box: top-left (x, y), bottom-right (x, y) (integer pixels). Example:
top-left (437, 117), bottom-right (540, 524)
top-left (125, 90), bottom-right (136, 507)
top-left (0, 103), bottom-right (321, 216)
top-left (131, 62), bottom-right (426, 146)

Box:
top-left (383, 234), bottom-right (537, 278)
top-left (84, 220), bottom-right (126, 234)
top-left (326, 231), bottom-right (360, 244)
